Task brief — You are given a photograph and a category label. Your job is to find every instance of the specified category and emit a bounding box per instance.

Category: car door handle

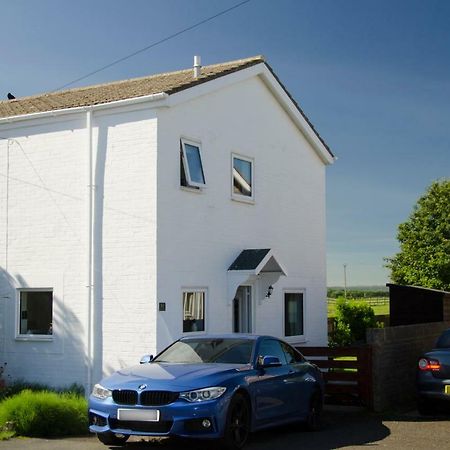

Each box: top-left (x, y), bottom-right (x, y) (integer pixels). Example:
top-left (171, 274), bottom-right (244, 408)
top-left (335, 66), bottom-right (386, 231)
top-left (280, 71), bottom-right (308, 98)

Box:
top-left (283, 370), bottom-right (295, 382)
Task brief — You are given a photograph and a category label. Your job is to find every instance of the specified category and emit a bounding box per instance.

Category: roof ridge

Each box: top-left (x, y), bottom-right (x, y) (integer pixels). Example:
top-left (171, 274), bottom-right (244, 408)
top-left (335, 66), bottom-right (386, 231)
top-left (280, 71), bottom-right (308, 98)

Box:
top-left (0, 55), bottom-right (265, 104)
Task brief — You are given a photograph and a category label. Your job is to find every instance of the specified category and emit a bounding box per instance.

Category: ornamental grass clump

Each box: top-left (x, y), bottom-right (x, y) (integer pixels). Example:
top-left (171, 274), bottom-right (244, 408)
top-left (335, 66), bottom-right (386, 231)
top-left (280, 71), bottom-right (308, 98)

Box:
top-left (0, 390), bottom-right (87, 438)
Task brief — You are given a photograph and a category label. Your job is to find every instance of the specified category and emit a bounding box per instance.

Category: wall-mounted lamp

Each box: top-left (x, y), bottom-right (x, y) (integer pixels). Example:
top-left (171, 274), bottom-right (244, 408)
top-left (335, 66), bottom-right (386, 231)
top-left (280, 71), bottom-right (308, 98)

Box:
top-left (265, 285), bottom-right (274, 299)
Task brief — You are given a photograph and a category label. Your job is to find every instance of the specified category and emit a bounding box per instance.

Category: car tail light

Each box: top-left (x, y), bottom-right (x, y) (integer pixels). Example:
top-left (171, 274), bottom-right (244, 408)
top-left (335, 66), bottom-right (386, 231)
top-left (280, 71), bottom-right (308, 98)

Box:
top-left (418, 357), bottom-right (441, 371)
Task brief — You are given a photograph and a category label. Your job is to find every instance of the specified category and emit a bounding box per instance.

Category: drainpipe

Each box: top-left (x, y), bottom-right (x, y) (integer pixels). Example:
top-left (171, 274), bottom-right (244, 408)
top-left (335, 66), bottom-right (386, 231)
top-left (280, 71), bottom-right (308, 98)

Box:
top-left (86, 108), bottom-right (94, 395)
top-left (5, 139), bottom-right (10, 271)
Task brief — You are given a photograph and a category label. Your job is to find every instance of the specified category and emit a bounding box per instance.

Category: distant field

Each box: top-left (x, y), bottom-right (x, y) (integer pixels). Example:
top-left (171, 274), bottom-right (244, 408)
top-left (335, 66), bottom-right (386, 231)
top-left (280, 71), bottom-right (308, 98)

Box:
top-left (327, 297), bottom-right (389, 317)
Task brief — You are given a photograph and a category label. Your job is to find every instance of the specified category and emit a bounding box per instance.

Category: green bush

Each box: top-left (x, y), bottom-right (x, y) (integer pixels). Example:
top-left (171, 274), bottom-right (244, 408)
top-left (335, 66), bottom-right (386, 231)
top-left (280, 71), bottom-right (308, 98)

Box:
top-left (329, 298), bottom-right (378, 347)
top-left (0, 390), bottom-right (87, 438)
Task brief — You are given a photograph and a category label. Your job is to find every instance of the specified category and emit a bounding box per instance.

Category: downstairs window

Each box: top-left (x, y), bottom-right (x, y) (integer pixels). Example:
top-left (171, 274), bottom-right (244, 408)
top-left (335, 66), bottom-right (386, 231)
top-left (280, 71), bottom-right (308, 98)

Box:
top-left (18, 289), bottom-right (53, 336)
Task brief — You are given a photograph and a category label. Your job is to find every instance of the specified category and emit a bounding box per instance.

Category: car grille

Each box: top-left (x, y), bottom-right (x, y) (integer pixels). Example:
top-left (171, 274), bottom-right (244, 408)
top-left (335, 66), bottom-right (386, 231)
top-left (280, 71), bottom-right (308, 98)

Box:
top-left (109, 418), bottom-right (173, 433)
top-left (112, 390), bottom-right (138, 405)
top-left (141, 391), bottom-right (179, 406)
top-left (112, 389), bottom-right (178, 406)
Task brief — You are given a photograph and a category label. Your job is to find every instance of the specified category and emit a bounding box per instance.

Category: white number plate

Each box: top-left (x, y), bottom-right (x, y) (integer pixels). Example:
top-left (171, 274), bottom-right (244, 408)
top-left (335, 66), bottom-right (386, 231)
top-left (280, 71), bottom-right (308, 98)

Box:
top-left (117, 409), bottom-right (160, 422)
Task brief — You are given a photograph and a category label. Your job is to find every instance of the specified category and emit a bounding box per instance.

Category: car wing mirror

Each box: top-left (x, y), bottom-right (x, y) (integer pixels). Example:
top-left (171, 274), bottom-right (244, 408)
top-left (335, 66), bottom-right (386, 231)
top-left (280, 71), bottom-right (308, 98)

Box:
top-left (257, 355), bottom-right (282, 368)
top-left (140, 354), bottom-right (154, 364)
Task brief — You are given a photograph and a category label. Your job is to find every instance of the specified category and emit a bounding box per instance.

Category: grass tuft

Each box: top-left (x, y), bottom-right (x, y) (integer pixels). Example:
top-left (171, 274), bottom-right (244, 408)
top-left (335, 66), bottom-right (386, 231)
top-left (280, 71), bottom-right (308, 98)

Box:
top-left (0, 380), bottom-right (84, 402)
top-left (0, 390), bottom-right (87, 438)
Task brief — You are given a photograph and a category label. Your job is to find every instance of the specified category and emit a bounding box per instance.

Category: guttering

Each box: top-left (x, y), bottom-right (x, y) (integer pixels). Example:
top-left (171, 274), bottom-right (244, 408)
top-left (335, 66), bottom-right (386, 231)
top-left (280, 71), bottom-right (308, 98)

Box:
top-left (0, 92), bottom-right (169, 125)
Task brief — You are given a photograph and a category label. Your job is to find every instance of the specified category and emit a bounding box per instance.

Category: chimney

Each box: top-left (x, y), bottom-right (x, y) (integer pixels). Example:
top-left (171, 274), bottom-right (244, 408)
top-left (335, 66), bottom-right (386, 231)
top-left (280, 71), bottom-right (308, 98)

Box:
top-left (193, 56), bottom-right (201, 78)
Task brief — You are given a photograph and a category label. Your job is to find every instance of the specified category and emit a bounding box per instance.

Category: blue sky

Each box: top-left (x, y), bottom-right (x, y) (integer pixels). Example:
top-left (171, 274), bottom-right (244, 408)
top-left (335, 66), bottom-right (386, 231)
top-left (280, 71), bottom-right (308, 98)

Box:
top-left (1, 0), bottom-right (449, 286)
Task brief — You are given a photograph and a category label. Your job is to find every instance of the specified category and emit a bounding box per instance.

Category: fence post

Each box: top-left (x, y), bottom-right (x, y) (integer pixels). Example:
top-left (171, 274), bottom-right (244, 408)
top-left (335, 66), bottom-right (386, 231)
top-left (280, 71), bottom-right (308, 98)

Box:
top-left (358, 345), bottom-right (373, 409)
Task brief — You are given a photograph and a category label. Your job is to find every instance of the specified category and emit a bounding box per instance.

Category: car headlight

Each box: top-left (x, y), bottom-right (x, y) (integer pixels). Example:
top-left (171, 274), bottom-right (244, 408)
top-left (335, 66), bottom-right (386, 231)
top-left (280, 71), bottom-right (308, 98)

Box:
top-left (92, 383), bottom-right (112, 400)
top-left (179, 386), bottom-right (226, 402)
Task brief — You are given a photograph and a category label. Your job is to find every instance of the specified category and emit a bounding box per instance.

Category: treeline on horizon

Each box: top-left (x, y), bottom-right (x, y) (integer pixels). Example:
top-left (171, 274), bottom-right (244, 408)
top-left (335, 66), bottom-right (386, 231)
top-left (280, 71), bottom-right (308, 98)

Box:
top-left (327, 288), bottom-right (388, 299)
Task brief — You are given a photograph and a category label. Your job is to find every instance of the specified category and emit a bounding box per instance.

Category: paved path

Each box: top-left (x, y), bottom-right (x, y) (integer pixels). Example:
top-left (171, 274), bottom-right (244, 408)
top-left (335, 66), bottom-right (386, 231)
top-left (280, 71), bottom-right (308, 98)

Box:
top-left (0, 409), bottom-right (448, 450)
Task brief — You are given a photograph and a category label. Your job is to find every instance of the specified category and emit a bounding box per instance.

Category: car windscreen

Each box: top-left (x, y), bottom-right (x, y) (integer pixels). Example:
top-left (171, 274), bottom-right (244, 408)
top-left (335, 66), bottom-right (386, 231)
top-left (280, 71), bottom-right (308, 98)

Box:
top-left (436, 330), bottom-right (450, 349)
top-left (153, 338), bottom-right (254, 364)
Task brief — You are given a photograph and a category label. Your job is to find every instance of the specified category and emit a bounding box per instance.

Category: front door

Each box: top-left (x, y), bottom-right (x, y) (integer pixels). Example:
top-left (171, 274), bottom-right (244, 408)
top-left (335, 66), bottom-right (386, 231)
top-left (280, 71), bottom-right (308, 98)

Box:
top-left (233, 286), bottom-right (252, 333)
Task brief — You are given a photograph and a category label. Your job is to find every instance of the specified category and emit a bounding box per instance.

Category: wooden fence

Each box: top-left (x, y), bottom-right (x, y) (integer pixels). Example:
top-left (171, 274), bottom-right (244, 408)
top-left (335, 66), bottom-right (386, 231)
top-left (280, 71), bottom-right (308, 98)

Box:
top-left (327, 297), bottom-right (389, 307)
top-left (296, 346), bottom-right (373, 408)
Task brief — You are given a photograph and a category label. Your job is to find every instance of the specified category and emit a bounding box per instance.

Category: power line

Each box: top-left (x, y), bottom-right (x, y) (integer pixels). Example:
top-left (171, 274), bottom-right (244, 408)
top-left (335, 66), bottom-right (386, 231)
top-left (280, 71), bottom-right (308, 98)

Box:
top-left (2, 137), bottom-right (81, 240)
top-left (0, 137), bottom-right (154, 224)
top-left (54, 0), bottom-right (251, 92)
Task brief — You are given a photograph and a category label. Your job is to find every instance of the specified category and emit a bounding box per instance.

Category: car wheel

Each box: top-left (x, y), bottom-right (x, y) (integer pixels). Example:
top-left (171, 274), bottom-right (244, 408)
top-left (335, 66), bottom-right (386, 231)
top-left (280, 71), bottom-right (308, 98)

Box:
top-left (417, 397), bottom-right (434, 416)
top-left (305, 390), bottom-right (323, 431)
top-left (97, 431), bottom-right (129, 446)
top-left (221, 393), bottom-right (251, 450)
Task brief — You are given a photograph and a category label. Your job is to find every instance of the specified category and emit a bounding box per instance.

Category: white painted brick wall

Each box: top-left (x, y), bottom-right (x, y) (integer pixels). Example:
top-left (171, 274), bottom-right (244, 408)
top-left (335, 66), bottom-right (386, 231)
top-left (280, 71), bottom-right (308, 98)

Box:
top-left (0, 117), bottom-right (88, 388)
top-left (0, 72), bottom-right (329, 390)
top-left (156, 76), bottom-right (328, 351)
top-left (89, 110), bottom-right (158, 381)
top-left (0, 109), bottom-right (159, 390)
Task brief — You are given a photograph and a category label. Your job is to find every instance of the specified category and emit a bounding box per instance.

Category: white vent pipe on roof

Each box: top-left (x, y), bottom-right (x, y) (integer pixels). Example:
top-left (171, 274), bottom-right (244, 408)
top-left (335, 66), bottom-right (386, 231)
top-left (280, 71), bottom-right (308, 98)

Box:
top-left (193, 56), bottom-right (201, 78)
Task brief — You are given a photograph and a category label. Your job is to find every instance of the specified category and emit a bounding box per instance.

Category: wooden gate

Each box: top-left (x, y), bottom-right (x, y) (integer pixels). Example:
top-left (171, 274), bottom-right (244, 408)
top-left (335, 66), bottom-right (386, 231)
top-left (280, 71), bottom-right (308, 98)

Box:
top-left (296, 346), bottom-right (373, 408)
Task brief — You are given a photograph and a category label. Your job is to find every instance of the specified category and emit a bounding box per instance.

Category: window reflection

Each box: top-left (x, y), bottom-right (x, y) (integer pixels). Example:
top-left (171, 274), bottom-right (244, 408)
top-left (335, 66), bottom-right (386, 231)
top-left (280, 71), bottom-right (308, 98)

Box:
top-left (233, 157), bottom-right (252, 197)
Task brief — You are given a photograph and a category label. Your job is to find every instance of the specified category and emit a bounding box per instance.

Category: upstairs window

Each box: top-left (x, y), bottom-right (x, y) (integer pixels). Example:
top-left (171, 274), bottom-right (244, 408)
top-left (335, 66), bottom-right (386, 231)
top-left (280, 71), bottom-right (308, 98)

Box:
top-left (180, 139), bottom-right (206, 188)
top-left (232, 154), bottom-right (254, 201)
top-left (18, 289), bottom-right (53, 336)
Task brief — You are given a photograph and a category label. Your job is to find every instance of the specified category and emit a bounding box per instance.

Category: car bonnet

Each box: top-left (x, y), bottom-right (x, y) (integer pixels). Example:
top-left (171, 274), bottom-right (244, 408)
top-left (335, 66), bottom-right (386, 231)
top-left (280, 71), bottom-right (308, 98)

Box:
top-left (100, 362), bottom-right (250, 392)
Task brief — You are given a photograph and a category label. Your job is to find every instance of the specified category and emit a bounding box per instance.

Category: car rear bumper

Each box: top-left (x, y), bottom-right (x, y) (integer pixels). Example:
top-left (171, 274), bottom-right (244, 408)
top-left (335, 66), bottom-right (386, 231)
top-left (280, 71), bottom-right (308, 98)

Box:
top-left (417, 375), bottom-right (450, 402)
top-left (417, 390), bottom-right (450, 402)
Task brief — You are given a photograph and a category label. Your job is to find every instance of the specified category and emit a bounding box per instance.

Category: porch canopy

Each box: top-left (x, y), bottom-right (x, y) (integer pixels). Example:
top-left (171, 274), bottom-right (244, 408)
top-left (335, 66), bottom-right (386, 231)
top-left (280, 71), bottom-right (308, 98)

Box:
top-left (227, 249), bottom-right (287, 304)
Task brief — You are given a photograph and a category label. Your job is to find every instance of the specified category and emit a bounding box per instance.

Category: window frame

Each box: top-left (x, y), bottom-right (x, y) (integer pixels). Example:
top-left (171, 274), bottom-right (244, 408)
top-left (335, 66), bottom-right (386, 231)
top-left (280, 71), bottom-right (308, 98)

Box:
top-left (180, 138), bottom-right (206, 189)
top-left (231, 153), bottom-right (254, 203)
top-left (182, 288), bottom-right (207, 335)
top-left (16, 288), bottom-right (54, 341)
top-left (283, 289), bottom-right (306, 340)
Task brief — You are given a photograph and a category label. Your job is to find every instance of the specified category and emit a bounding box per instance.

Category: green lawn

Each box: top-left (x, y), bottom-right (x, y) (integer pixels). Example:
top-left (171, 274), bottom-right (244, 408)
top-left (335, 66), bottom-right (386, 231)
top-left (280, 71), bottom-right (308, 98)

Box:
top-left (327, 298), bottom-right (389, 318)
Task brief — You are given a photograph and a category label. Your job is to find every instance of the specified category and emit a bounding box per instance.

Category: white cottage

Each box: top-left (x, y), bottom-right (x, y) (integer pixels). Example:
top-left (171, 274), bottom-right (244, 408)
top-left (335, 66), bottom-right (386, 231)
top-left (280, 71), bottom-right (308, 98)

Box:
top-left (0, 56), bottom-right (334, 392)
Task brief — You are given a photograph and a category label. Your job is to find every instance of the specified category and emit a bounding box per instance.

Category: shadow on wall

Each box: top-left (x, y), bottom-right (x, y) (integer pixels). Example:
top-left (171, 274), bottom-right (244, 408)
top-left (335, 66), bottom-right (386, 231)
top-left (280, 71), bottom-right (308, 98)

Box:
top-left (0, 267), bottom-right (89, 390)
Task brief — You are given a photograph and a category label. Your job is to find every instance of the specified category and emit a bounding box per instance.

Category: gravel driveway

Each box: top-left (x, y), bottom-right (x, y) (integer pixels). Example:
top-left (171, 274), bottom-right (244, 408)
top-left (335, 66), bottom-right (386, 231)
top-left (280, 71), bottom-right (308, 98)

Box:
top-left (0, 408), bottom-right (448, 450)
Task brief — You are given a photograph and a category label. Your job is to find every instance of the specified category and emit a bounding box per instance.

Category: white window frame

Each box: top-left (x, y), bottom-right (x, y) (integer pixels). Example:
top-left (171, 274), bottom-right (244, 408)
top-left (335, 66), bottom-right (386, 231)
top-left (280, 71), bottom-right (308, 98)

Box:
top-left (16, 288), bottom-right (54, 341)
top-left (181, 138), bottom-right (206, 189)
top-left (182, 288), bottom-right (207, 335)
top-left (283, 289), bottom-right (306, 342)
top-left (231, 153), bottom-right (254, 203)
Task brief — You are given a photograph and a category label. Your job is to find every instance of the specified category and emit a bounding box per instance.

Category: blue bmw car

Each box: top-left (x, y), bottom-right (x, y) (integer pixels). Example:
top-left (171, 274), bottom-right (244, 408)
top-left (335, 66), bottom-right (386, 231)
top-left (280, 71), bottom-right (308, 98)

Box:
top-left (89, 334), bottom-right (324, 449)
